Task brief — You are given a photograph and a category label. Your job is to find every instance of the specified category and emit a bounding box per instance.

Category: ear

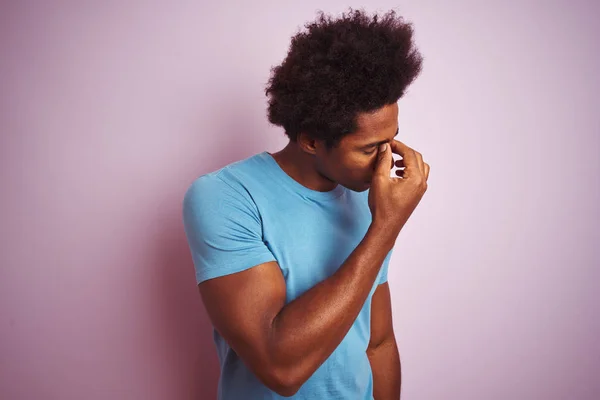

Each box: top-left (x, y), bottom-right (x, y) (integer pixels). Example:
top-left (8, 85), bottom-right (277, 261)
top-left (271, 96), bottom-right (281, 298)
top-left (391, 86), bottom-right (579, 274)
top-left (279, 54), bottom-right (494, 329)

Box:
top-left (297, 132), bottom-right (319, 156)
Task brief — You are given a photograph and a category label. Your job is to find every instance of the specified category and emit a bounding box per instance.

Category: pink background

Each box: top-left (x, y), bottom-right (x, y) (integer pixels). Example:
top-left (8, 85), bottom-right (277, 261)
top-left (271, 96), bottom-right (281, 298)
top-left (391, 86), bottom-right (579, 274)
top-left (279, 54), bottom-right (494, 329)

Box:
top-left (1, 1), bottom-right (598, 399)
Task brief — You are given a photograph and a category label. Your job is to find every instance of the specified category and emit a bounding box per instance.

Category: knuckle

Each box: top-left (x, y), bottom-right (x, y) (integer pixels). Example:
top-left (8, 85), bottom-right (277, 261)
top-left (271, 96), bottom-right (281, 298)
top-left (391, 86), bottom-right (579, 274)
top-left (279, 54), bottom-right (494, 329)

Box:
top-left (412, 176), bottom-right (424, 187)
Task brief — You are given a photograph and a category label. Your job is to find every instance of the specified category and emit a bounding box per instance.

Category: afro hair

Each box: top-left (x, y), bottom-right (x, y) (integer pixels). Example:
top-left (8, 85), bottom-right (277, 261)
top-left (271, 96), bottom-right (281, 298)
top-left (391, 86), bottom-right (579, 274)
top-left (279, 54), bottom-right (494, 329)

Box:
top-left (265, 8), bottom-right (423, 147)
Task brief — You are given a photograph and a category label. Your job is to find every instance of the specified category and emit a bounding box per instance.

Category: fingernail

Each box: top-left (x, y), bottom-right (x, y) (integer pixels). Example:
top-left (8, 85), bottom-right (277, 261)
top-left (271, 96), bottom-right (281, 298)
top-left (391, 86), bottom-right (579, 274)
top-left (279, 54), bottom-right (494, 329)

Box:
top-left (379, 143), bottom-right (387, 152)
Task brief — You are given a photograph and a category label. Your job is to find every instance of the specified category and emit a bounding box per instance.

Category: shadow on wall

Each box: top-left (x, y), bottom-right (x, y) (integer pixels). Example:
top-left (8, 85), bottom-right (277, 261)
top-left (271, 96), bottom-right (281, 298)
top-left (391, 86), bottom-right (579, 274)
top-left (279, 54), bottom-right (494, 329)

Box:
top-left (153, 97), bottom-right (274, 399)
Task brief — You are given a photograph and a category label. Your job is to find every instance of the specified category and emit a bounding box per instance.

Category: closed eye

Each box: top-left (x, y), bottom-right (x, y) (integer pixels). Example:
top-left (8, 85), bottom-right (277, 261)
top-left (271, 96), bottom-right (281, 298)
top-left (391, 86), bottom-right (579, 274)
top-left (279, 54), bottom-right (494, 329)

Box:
top-left (363, 147), bottom-right (377, 155)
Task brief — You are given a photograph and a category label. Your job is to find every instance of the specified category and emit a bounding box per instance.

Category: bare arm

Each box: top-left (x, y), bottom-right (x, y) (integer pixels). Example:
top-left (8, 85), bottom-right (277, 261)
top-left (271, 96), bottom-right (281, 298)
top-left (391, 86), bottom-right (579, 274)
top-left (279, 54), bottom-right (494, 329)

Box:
top-left (199, 222), bottom-right (394, 396)
top-left (368, 282), bottom-right (401, 399)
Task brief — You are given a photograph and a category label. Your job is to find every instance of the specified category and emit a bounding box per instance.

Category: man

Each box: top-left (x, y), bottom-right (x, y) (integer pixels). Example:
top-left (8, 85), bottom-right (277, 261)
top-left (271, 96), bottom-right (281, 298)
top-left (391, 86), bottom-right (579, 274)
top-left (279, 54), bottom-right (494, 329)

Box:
top-left (183, 9), bottom-right (430, 399)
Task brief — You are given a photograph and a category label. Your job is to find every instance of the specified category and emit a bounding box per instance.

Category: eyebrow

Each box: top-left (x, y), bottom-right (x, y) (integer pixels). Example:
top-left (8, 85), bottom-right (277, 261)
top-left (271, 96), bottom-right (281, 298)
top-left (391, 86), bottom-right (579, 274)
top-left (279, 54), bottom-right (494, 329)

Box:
top-left (361, 127), bottom-right (399, 149)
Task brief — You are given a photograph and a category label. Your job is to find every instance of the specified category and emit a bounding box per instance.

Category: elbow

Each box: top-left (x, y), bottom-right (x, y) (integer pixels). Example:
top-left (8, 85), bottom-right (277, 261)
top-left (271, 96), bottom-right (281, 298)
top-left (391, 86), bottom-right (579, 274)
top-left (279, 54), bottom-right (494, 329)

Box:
top-left (250, 342), bottom-right (309, 396)
top-left (262, 366), bottom-right (304, 397)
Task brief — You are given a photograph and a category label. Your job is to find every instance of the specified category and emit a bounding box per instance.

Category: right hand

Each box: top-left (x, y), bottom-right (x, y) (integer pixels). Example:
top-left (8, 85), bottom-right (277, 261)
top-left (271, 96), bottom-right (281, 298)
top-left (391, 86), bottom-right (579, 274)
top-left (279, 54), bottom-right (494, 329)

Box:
top-left (368, 140), bottom-right (430, 238)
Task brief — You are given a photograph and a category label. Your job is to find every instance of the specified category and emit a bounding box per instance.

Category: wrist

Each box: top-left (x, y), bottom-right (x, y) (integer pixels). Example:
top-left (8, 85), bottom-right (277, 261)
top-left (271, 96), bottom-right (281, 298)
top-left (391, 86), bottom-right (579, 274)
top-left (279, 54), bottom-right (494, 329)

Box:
top-left (367, 221), bottom-right (397, 253)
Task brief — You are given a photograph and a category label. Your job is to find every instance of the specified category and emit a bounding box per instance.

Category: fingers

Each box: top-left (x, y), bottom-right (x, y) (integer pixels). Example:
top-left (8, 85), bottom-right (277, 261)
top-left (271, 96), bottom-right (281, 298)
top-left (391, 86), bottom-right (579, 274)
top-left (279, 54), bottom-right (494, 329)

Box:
top-left (374, 142), bottom-right (393, 177)
top-left (393, 158), bottom-right (405, 178)
top-left (390, 139), bottom-right (411, 157)
top-left (414, 151), bottom-right (425, 177)
top-left (390, 139), bottom-right (420, 178)
top-left (391, 140), bottom-right (430, 181)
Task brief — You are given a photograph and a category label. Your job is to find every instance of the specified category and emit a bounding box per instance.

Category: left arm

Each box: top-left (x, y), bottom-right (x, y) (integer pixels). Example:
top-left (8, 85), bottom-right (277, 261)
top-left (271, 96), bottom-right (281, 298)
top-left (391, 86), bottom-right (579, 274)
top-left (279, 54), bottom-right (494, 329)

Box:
top-left (367, 282), bottom-right (401, 400)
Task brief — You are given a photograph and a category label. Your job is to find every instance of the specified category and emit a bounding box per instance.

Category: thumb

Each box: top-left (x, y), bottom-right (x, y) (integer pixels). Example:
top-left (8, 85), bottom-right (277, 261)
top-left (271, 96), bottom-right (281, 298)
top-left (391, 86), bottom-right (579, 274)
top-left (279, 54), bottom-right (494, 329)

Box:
top-left (374, 143), bottom-right (392, 177)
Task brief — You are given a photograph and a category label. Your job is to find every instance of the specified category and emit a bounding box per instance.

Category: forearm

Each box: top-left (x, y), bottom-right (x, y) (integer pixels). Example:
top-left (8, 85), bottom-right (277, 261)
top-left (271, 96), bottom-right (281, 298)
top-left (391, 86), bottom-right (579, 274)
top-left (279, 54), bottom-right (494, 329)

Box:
top-left (268, 222), bottom-right (395, 385)
top-left (368, 338), bottom-right (401, 399)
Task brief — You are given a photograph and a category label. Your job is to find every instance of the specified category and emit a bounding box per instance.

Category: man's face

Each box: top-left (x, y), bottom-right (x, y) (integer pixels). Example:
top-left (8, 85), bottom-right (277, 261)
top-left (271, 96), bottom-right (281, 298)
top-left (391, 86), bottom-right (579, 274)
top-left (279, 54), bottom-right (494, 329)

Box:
top-left (314, 102), bottom-right (399, 192)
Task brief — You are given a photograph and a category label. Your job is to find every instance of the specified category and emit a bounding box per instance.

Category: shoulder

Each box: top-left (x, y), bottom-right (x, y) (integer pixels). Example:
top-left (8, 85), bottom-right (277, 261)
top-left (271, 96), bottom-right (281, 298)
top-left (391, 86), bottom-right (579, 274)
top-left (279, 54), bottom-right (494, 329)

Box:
top-left (184, 170), bottom-right (236, 199)
top-left (183, 153), bottom-right (266, 211)
top-left (183, 171), bottom-right (256, 222)
top-left (183, 154), bottom-right (275, 232)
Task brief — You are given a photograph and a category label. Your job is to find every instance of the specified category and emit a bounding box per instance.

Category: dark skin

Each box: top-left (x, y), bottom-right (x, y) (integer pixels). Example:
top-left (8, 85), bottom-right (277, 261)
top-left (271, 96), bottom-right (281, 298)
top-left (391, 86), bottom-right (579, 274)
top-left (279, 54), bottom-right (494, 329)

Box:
top-left (272, 103), bottom-right (404, 193)
top-left (199, 103), bottom-right (427, 398)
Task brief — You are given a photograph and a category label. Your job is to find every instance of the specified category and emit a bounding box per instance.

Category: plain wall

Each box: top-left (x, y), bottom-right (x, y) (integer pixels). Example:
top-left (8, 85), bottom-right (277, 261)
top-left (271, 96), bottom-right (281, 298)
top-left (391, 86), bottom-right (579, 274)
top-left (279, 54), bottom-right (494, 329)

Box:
top-left (1, 1), bottom-right (598, 399)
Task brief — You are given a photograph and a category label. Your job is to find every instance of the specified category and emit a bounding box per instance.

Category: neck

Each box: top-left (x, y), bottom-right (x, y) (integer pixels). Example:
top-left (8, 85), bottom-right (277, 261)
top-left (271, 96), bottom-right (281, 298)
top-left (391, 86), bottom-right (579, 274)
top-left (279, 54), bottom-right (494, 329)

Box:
top-left (270, 141), bottom-right (338, 192)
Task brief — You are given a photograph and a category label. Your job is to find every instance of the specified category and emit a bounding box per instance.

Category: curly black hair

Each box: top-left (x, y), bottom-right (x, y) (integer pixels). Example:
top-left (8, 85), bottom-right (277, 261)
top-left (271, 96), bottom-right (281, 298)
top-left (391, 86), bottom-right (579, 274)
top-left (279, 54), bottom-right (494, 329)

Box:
top-left (265, 8), bottom-right (423, 147)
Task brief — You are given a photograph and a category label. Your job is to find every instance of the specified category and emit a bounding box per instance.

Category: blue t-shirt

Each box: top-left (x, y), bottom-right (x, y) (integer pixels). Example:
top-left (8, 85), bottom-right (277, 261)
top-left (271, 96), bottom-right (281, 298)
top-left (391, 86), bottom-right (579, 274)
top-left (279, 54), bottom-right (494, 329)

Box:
top-left (182, 151), bottom-right (392, 400)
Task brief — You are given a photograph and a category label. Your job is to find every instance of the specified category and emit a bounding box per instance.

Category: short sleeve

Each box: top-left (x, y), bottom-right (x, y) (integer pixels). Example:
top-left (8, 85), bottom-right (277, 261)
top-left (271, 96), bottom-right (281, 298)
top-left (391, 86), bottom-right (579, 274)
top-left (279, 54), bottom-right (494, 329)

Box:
top-left (377, 249), bottom-right (393, 285)
top-left (182, 174), bottom-right (276, 284)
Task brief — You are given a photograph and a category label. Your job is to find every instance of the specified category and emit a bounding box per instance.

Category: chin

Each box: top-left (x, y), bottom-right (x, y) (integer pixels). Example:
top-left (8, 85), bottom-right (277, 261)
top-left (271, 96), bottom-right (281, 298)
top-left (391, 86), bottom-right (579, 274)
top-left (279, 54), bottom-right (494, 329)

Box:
top-left (343, 182), bottom-right (371, 192)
